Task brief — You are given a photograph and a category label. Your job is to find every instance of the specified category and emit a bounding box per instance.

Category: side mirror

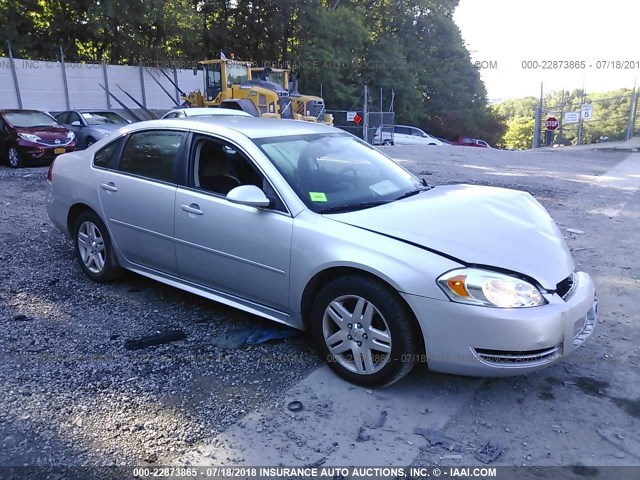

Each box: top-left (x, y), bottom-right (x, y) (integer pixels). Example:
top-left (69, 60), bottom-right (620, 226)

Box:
top-left (226, 185), bottom-right (270, 208)
top-left (71, 121), bottom-right (81, 126)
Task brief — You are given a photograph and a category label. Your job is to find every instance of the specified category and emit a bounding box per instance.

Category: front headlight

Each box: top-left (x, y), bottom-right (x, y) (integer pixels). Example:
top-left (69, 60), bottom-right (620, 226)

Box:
top-left (17, 133), bottom-right (41, 143)
top-left (66, 131), bottom-right (75, 140)
top-left (100, 131), bottom-right (111, 138)
top-left (437, 268), bottom-right (546, 308)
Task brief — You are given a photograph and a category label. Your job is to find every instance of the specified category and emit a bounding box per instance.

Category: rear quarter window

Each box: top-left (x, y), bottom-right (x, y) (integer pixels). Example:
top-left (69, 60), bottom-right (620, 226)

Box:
top-left (93, 140), bottom-right (121, 169)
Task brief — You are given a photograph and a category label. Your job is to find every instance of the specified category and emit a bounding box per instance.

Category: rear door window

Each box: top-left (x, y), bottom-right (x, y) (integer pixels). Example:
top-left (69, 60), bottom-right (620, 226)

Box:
top-left (117, 130), bottom-right (185, 183)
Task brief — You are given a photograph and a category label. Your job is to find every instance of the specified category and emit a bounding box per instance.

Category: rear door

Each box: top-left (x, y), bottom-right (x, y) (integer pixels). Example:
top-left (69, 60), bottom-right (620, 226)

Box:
top-left (97, 129), bottom-right (186, 275)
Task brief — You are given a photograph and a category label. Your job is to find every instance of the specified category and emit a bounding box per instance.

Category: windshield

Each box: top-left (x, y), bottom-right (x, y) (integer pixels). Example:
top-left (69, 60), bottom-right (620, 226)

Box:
top-left (82, 112), bottom-right (127, 125)
top-left (265, 71), bottom-right (285, 87)
top-left (255, 133), bottom-right (423, 213)
top-left (4, 111), bottom-right (57, 127)
top-left (227, 63), bottom-right (249, 86)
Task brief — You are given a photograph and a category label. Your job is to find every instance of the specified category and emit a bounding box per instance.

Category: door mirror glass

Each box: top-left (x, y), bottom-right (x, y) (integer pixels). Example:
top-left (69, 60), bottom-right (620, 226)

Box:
top-left (226, 185), bottom-right (270, 207)
top-left (71, 121), bottom-right (81, 126)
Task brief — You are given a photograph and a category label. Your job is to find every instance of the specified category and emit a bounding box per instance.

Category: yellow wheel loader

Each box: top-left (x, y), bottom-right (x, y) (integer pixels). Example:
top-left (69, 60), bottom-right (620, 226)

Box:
top-left (182, 59), bottom-right (290, 119)
top-left (252, 67), bottom-right (333, 126)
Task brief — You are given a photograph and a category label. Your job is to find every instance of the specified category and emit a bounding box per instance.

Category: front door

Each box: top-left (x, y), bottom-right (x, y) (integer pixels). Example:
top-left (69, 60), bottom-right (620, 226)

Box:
top-left (174, 134), bottom-right (293, 311)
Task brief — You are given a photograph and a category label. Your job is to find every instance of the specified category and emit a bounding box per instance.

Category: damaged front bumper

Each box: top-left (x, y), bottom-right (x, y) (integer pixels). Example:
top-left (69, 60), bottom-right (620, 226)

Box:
top-left (402, 271), bottom-right (597, 376)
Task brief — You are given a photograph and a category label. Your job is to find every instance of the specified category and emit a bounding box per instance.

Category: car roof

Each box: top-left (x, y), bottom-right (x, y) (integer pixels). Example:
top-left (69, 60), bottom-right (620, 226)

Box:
top-left (0, 109), bottom-right (48, 114)
top-left (131, 116), bottom-right (338, 140)
top-left (165, 108), bottom-right (252, 117)
top-left (71, 109), bottom-right (121, 113)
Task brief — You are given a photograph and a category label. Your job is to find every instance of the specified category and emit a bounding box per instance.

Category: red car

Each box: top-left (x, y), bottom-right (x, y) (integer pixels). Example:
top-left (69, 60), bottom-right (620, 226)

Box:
top-left (0, 109), bottom-right (77, 168)
top-left (452, 135), bottom-right (491, 148)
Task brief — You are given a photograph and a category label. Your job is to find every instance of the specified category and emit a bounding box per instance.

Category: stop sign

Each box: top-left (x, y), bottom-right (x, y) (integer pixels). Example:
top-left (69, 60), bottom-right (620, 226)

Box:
top-left (545, 117), bottom-right (559, 131)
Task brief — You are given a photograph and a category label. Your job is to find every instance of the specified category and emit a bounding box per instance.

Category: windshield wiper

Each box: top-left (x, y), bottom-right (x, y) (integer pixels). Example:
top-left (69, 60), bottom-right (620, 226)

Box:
top-left (393, 185), bottom-right (432, 201)
top-left (319, 200), bottom-right (390, 214)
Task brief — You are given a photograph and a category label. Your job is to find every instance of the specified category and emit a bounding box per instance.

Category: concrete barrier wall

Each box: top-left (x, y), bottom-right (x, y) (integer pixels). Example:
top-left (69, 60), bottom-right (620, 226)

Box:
top-left (0, 57), bottom-right (204, 112)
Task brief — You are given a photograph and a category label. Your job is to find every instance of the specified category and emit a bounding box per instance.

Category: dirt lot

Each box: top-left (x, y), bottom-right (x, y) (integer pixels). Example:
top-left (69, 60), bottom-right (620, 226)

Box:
top-left (0, 145), bottom-right (638, 476)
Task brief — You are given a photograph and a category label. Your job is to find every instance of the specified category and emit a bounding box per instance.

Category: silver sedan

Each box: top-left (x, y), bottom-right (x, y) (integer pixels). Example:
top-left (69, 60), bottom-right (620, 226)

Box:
top-left (45, 117), bottom-right (597, 387)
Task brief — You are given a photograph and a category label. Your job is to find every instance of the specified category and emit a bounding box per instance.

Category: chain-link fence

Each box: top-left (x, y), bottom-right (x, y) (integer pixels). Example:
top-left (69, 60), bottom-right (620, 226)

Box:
top-left (534, 91), bottom-right (639, 147)
top-left (327, 110), bottom-right (395, 145)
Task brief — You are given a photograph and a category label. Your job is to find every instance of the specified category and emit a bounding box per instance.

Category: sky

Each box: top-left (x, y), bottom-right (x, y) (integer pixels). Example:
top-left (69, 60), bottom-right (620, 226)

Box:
top-left (453, 0), bottom-right (640, 101)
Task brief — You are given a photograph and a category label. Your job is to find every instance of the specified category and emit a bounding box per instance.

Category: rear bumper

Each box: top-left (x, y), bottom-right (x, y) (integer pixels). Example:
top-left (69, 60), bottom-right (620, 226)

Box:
top-left (402, 271), bottom-right (597, 376)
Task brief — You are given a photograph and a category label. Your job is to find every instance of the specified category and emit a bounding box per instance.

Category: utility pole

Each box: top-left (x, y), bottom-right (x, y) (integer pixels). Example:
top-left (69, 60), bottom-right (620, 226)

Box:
top-left (558, 90), bottom-right (565, 145)
top-left (532, 82), bottom-right (543, 148)
top-left (626, 82), bottom-right (638, 140)
top-left (363, 85), bottom-right (369, 144)
top-left (577, 76), bottom-right (586, 145)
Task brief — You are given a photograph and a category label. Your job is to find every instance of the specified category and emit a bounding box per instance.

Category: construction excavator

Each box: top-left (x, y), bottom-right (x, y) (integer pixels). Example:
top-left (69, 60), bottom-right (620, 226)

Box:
top-left (181, 59), bottom-right (333, 125)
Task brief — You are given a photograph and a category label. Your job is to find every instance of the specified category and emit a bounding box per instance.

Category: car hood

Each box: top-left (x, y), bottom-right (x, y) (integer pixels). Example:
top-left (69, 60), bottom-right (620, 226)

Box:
top-left (328, 184), bottom-right (574, 289)
top-left (90, 123), bottom-right (126, 132)
top-left (17, 125), bottom-right (69, 139)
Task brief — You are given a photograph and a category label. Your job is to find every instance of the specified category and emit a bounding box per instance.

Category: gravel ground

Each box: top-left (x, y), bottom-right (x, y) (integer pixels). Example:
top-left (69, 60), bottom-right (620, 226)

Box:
top-left (0, 166), bottom-right (320, 466)
top-left (2, 146), bottom-right (639, 473)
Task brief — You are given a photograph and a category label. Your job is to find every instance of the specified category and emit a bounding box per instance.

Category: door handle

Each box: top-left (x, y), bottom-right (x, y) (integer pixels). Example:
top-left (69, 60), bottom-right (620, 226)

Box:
top-left (100, 182), bottom-right (118, 192)
top-left (180, 203), bottom-right (204, 215)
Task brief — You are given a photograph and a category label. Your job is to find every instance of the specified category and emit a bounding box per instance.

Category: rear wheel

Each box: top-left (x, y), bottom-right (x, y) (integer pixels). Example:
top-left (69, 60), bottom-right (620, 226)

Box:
top-left (73, 211), bottom-right (120, 283)
top-left (311, 275), bottom-right (420, 387)
top-left (7, 145), bottom-right (24, 168)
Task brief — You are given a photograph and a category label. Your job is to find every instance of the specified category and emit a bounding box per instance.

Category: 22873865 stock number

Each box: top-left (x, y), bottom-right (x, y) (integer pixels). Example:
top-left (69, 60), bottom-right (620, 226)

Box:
top-left (522, 60), bottom-right (640, 70)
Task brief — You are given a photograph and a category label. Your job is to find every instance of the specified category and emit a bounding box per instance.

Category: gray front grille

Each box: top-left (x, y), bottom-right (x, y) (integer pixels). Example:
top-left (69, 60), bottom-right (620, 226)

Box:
top-left (473, 345), bottom-right (562, 367)
top-left (556, 273), bottom-right (575, 300)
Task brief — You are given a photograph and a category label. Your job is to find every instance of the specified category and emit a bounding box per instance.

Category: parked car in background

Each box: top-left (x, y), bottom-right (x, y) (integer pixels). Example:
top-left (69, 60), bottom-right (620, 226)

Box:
top-left (46, 117), bottom-right (596, 387)
top-left (0, 109), bottom-right (76, 168)
top-left (453, 136), bottom-right (491, 148)
top-left (474, 139), bottom-right (492, 148)
top-left (393, 125), bottom-right (444, 146)
top-left (55, 110), bottom-right (130, 149)
top-left (161, 107), bottom-right (253, 119)
top-left (373, 125), bottom-right (444, 146)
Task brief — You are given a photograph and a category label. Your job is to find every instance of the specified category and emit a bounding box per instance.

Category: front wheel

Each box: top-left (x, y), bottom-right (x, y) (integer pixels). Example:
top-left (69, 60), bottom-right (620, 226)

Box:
top-left (7, 145), bottom-right (24, 168)
top-left (85, 137), bottom-right (96, 149)
top-left (310, 275), bottom-right (420, 387)
top-left (73, 211), bottom-right (120, 283)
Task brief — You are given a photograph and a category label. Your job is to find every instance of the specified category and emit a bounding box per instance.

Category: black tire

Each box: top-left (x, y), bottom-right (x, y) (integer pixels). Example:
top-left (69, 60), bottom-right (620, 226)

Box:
top-left (310, 275), bottom-right (420, 388)
top-left (7, 145), bottom-right (24, 168)
top-left (85, 137), bottom-right (96, 149)
top-left (73, 211), bottom-right (120, 283)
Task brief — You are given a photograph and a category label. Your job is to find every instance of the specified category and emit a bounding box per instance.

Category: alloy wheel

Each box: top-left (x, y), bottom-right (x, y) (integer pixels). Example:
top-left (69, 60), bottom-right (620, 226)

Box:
top-left (77, 221), bottom-right (106, 274)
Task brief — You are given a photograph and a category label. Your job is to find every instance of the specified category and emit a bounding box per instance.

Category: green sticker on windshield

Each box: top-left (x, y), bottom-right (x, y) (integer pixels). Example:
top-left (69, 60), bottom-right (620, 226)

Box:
top-left (309, 192), bottom-right (328, 202)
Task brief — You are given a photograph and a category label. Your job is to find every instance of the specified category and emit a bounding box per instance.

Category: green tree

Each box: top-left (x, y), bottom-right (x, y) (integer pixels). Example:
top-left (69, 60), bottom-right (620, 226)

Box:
top-left (295, 5), bottom-right (369, 109)
top-left (501, 116), bottom-right (534, 150)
